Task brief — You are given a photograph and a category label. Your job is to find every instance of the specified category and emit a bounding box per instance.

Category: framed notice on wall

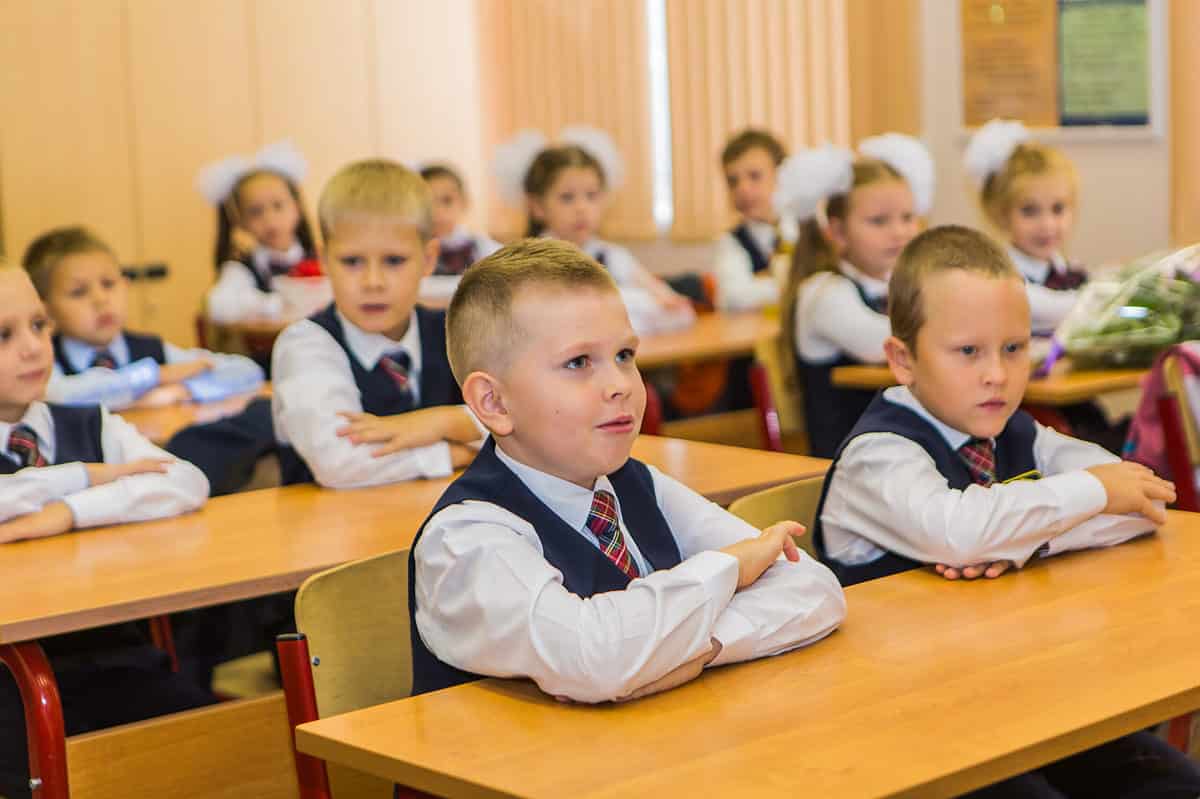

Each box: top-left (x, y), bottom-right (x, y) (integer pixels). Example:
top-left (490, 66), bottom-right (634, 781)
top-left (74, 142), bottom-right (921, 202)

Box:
top-left (960, 0), bottom-right (1158, 132)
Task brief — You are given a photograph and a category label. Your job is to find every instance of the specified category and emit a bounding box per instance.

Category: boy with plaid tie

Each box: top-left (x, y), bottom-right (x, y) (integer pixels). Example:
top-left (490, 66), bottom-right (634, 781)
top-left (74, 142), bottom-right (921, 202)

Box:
top-left (812, 226), bottom-right (1198, 797)
top-left (408, 239), bottom-right (845, 702)
top-left (272, 159), bottom-right (483, 487)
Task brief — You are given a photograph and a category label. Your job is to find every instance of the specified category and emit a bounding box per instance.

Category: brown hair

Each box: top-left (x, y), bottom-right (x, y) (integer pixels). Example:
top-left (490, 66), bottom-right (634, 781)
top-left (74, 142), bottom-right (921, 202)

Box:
top-left (420, 163), bottom-right (466, 195)
top-left (721, 128), bottom-right (786, 167)
top-left (888, 225), bottom-right (1019, 351)
top-left (780, 158), bottom-right (906, 367)
top-left (318, 159), bottom-right (433, 242)
top-left (447, 238), bottom-right (617, 383)
top-left (21, 226), bottom-right (115, 299)
top-left (523, 145), bottom-right (606, 237)
top-left (980, 142), bottom-right (1078, 230)
top-left (215, 170), bottom-right (318, 270)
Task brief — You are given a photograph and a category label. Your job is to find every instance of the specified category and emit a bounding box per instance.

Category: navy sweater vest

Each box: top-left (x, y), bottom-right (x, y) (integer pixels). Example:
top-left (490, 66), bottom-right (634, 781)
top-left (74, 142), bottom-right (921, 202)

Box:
top-left (277, 304), bottom-right (463, 485)
top-left (0, 404), bottom-right (104, 474)
top-left (795, 278), bottom-right (882, 458)
top-left (53, 332), bottom-right (166, 375)
top-left (811, 394), bottom-right (1039, 586)
top-left (406, 438), bottom-right (683, 695)
top-left (731, 224), bottom-right (771, 274)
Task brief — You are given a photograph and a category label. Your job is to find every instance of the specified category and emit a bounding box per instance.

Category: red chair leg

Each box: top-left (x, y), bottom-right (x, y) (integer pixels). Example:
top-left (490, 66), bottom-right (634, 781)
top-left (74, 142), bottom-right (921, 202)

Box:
top-left (748, 363), bottom-right (783, 452)
top-left (641, 380), bottom-right (663, 436)
top-left (1158, 394), bottom-right (1200, 511)
top-left (1167, 713), bottom-right (1193, 752)
top-left (0, 642), bottom-right (69, 799)
top-left (277, 634), bottom-right (332, 799)
top-left (148, 615), bottom-right (179, 673)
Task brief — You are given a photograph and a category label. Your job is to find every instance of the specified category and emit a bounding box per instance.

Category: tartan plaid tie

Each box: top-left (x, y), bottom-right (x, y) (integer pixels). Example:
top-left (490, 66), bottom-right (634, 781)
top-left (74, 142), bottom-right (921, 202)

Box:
top-left (585, 490), bottom-right (640, 580)
top-left (958, 438), bottom-right (996, 487)
top-left (1043, 265), bottom-right (1086, 291)
top-left (379, 349), bottom-right (413, 395)
top-left (8, 424), bottom-right (46, 468)
top-left (92, 350), bottom-right (117, 370)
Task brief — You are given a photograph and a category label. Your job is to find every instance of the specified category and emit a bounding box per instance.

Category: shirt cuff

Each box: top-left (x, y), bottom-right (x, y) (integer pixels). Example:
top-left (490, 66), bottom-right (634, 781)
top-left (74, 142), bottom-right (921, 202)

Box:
top-left (416, 441), bottom-right (454, 478)
top-left (122, 357), bottom-right (161, 396)
top-left (62, 484), bottom-right (125, 530)
top-left (708, 604), bottom-right (757, 667)
top-left (1032, 471), bottom-right (1109, 558)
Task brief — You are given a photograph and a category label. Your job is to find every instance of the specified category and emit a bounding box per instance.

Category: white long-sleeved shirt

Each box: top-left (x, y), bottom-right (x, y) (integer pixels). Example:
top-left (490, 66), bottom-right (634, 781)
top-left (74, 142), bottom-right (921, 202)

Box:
top-left (713, 217), bottom-right (798, 312)
top-left (45, 334), bottom-right (264, 411)
top-left (205, 242), bottom-right (307, 324)
top-left (0, 401), bottom-right (209, 530)
top-left (271, 308), bottom-right (479, 489)
top-left (414, 443), bottom-right (846, 704)
top-left (794, 262), bottom-right (890, 365)
top-left (1008, 246), bottom-right (1083, 335)
top-left (820, 385), bottom-right (1156, 568)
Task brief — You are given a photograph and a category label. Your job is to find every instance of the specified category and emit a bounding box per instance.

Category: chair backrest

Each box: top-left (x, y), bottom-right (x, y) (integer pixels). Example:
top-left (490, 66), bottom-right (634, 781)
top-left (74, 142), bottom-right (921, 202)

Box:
top-left (1163, 353), bottom-right (1200, 464)
top-left (726, 476), bottom-right (825, 558)
top-left (754, 332), bottom-right (804, 435)
top-left (294, 548), bottom-right (414, 798)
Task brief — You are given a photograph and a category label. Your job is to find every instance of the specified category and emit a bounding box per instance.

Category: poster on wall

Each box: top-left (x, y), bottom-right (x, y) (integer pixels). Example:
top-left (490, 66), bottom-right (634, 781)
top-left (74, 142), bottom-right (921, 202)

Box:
top-left (960, 0), bottom-right (1151, 129)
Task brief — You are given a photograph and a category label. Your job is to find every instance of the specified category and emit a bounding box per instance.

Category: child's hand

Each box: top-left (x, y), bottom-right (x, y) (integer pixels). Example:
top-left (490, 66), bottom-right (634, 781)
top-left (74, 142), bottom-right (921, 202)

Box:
top-left (935, 561), bottom-right (1014, 580)
top-left (719, 521), bottom-right (803, 589)
top-left (159, 360), bottom-right (214, 385)
top-left (338, 407), bottom-right (479, 456)
top-left (230, 226), bottom-right (258, 259)
top-left (1085, 462), bottom-right (1175, 524)
top-left (0, 502), bottom-right (74, 544)
top-left (131, 384), bottom-right (192, 408)
top-left (615, 638), bottom-right (723, 703)
top-left (85, 458), bottom-right (172, 487)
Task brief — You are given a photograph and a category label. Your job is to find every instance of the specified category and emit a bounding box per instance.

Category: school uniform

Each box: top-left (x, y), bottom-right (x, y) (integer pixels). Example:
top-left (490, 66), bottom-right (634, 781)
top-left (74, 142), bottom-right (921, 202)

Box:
top-left (206, 242), bottom-right (311, 324)
top-left (46, 331), bottom-right (270, 495)
top-left (272, 303), bottom-right (469, 487)
top-left (712, 217), bottom-right (798, 312)
top-left (434, 225), bottom-right (501, 276)
top-left (409, 437), bottom-right (846, 701)
top-left (811, 385), bottom-right (1200, 799)
top-left (1008, 246), bottom-right (1086, 336)
top-left (793, 262), bottom-right (890, 458)
top-left (0, 401), bottom-right (212, 797)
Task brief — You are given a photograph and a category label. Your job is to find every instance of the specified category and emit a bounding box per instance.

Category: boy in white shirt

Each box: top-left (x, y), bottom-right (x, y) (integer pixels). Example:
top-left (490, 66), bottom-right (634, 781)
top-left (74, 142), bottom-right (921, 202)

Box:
top-left (410, 239), bottom-right (845, 702)
top-left (272, 159), bottom-right (483, 487)
top-left (813, 225), bottom-right (1197, 797)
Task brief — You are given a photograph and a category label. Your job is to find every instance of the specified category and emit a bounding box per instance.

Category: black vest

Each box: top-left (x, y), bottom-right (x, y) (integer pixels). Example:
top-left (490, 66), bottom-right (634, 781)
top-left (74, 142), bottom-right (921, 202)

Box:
top-left (795, 277), bottom-right (885, 459)
top-left (53, 332), bottom-right (166, 375)
top-left (0, 404), bottom-right (104, 474)
top-left (811, 394), bottom-right (1040, 586)
top-left (730, 224), bottom-right (771, 274)
top-left (277, 304), bottom-right (463, 484)
top-left (406, 437), bottom-right (683, 695)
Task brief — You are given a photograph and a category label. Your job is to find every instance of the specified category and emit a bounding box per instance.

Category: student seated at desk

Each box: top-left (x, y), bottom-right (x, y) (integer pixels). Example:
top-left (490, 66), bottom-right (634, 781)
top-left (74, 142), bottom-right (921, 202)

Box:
top-left (409, 239), bottom-right (845, 703)
top-left (272, 158), bottom-right (483, 487)
top-left (22, 226), bottom-right (271, 495)
top-left (812, 226), bottom-right (1199, 798)
top-left (0, 265), bottom-right (213, 798)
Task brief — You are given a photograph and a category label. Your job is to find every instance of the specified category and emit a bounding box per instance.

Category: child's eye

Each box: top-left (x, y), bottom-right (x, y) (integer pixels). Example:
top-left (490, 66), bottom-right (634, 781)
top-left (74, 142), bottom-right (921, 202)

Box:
top-left (1051, 202), bottom-right (1066, 215)
top-left (384, 255), bottom-right (408, 267)
top-left (100, 278), bottom-right (116, 290)
top-left (564, 355), bottom-right (590, 370)
top-left (1019, 205), bottom-right (1039, 218)
top-left (68, 285), bottom-right (87, 298)
top-left (32, 316), bottom-right (51, 334)
top-left (0, 326), bottom-right (10, 342)
top-left (616, 347), bottom-right (636, 364)
top-left (959, 345), bottom-right (978, 356)
top-left (867, 215), bottom-right (887, 226)
top-left (339, 256), bottom-right (363, 268)
top-left (1004, 341), bottom-right (1027, 355)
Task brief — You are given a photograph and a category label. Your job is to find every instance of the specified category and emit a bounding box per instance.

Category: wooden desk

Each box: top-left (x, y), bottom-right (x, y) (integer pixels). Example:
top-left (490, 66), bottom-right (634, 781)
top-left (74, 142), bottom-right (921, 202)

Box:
top-left (636, 312), bottom-right (779, 369)
top-left (832, 364), bottom-right (1146, 407)
top-left (116, 388), bottom-right (268, 445)
top-left (296, 511), bottom-right (1200, 799)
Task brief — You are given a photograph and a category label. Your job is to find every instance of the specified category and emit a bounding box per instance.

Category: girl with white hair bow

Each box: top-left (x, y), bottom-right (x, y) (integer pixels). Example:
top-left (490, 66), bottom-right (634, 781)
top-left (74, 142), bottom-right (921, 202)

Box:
top-left (775, 133), bottom-right (934, 457)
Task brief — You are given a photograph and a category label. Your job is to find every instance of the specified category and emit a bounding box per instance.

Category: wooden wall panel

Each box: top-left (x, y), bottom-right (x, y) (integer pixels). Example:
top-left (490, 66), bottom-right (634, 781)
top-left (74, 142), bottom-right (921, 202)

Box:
top-left (847, 0), bottom-right (920, 141)
top-left (1170, 0), bottom-right (1200, 246)
top-left (125, 0), bottom-right (257, 345)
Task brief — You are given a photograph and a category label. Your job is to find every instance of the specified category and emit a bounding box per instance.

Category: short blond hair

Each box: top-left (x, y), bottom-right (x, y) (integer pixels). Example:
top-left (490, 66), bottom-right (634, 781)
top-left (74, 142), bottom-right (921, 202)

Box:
top-left (980, 142), bottom-right (1078, 230)
top-left (318, 159), bottom-right (432, 241)
top-left (447, 239), bottom-right (618, 383)
top-left (889, 225), bottom-right (1019, 351)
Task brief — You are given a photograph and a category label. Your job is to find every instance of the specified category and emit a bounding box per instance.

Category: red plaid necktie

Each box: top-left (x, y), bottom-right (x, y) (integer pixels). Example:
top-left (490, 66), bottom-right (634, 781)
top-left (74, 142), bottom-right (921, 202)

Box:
top-left (8, 424), bottom-right (46, 468)
top-left (379, 350), bottom-right (413, 394)
top-left (1043, 265), bottom-right (1087, 291)
top-left (92, 350), bottom-right (117, 370)
top-left (958, 438), bottom-right (996, 486)
top-left (585, 490), bottom-right (640, 580)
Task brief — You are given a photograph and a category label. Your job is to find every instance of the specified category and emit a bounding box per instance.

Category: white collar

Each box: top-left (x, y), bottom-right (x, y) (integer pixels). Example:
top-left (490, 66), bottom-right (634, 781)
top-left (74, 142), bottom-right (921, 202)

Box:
top-left (60, 333), bottom-right (129, 372)
top-left (493, 441), bottom-right (616, 533)
top-left (1007, 245), bottom-right (1066, 285)
top-left (882, 385), bottom-right (975, 451)
top-left (333, 308), bottom-right (422, 374)
top-left (742, 216), bottom-right (798, 248)
top-left (838, 260), bottom-right (889, 299)
top-left (0, 402), bottom-right (54, 464)
top-left (251, 242), bottom-right (306, 274)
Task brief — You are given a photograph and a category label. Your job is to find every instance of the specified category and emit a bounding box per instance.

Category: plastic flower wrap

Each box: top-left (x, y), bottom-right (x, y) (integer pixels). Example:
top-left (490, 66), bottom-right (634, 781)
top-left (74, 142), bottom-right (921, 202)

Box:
top-left (1051, 244), bottom-right (1200, 370)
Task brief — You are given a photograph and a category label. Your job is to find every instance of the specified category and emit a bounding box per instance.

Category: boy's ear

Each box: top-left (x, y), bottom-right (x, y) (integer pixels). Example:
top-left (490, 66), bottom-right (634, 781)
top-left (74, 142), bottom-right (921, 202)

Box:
top-left (461, 370), bottom-right (513, 437)
top-left (422, 237), bottom-right (440, 278)
top-left (884, 335), bottom-right (916, 386)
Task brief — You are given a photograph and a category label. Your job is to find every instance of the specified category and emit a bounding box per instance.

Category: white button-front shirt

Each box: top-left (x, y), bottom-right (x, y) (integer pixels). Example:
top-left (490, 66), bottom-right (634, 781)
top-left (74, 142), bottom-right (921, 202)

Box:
top-left (1008, 245), bottom-right (1083, 335)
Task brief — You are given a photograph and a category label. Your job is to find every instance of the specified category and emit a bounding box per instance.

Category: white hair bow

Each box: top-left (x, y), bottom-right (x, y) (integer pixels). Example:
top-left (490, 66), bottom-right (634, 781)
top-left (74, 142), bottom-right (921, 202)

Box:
top-left (858, 133), bottom-right (935, 215)
top-left (772, 144), bottom-right (855, 222)
top-left (963, 119), bottom-right (1030, 186)
top-left (195, 140), bottom-right (308, 206)
top-left (491, 126), bottom-right (625, 206)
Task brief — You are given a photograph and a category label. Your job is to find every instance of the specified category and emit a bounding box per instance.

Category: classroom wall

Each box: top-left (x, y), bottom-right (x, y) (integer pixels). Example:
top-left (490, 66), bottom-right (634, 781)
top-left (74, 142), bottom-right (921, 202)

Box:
top-left (919, 0), bottom-right (1172, 266)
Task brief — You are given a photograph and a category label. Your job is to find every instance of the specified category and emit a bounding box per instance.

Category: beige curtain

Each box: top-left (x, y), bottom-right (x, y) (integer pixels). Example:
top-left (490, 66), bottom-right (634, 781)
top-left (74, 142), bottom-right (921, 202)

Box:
top-left (478, 0), bottom-right (657, 240)
top-left (1170, 0), bottom-right (1200, 245)
top-left (666, 0), bottom-right (852, 240)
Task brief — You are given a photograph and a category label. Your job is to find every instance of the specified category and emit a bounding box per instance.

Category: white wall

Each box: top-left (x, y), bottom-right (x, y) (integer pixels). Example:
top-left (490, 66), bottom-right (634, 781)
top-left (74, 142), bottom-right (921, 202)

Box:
top-left (920, 0), bottom-right (1170, 266)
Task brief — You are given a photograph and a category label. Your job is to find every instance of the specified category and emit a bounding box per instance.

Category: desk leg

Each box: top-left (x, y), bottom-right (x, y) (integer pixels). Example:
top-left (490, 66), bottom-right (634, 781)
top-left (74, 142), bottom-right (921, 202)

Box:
top-left (0, 642), bottom-right (68, 799)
